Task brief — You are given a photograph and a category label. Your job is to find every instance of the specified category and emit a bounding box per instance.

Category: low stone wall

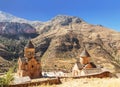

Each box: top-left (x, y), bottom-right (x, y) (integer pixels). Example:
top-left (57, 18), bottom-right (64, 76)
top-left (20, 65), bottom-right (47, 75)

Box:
top-left (77, 71), bottom-right (111, 78)
top-left (60, 71), bottom-right (111, 79)
top-left (9, 78), bottom-right (61, 87)
top-left (7, 71), bottom-right (110, 87)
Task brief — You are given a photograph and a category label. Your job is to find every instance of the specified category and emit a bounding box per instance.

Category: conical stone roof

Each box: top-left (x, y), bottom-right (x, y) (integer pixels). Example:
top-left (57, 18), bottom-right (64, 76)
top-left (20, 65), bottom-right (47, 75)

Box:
top-left (80, 49), bottom-right (90, 57)
top-left (25, 40), bottom-right (34, 48)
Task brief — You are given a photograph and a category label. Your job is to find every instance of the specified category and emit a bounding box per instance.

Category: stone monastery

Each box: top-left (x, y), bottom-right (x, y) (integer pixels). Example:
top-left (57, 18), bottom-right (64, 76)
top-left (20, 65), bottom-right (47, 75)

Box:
top-left (17, 40), bottom-right (109, 78)
top-left (17, 41), bottom-right (42, 79)
top-left (72, 49), bottom-right (102, 76)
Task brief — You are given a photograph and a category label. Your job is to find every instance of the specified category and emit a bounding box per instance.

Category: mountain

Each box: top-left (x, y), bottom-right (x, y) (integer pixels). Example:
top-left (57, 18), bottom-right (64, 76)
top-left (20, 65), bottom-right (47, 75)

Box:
top-left (35, 15), bottom-right (83, 34)
top-left (0, 11), bottom-right (29, 23)
top-left (33, 15), bottom-right (120, 72)
top-left (0, 11), bottom-right (43, 25)
top-left (0, 11), bottom-right (120, 73)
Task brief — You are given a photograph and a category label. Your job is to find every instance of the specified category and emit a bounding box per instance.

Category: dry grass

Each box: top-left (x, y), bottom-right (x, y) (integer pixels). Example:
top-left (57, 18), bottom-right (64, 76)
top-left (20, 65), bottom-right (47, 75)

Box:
top-left (57, 78), bottom-right (120, 87)
top-left (34, 78), bottom-right (120, 87)
top-left (30, 84), bottom-right (56, 87)
top-left (42, 58), bottom-right (76, 72)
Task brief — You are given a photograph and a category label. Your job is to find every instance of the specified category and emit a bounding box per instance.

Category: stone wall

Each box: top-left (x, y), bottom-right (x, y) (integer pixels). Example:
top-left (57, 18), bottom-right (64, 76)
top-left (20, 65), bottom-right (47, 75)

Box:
top-left (73, 71), bottom-right (110, 78)
top-left (81, 68), bottom-right (102, 75)
top-left (9, 78), bottom-right (61, 87)
top-left (60, 71), bottom-right (111, 79)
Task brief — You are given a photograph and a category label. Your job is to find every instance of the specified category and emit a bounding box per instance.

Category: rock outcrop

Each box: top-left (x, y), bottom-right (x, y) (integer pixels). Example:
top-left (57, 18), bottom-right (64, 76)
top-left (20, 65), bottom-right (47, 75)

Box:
top-left (0, 22), bottom-right (38, 39)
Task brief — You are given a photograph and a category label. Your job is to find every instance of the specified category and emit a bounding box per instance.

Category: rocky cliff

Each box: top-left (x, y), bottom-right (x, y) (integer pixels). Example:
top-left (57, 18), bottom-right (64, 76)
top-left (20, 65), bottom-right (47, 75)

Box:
top-left (0, 22), bottom-right (38, 39)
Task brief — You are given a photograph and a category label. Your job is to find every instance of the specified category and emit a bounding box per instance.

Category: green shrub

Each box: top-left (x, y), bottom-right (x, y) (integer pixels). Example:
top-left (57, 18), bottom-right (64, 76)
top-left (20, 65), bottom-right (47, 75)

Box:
top-left (0, 68), bottom-right (14, 86)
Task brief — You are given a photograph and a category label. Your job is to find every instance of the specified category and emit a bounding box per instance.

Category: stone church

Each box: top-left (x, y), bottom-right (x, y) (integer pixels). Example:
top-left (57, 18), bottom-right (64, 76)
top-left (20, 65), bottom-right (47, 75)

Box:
top-left (72, 49), bottom-right (98, 76)
top-left (17, 40), bottom-right (42, 78)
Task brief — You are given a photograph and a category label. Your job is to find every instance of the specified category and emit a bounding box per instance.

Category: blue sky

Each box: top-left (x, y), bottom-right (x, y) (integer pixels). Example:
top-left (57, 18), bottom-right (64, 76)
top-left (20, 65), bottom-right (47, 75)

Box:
top-left (0, 0), bottom-right (120, 31)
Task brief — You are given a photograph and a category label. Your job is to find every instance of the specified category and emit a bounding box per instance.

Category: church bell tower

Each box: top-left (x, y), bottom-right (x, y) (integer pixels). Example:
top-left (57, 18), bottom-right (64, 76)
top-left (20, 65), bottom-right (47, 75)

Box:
top-left (24, 40), bottom-right (35, 59)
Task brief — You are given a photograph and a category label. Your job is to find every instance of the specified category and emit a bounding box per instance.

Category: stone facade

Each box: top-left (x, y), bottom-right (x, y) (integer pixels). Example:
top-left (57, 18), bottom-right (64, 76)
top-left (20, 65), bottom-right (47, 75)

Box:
top-left (72, 49), bottom-right (97, 76)
top-left (81, 68), bottom-right (102, 75)
top-left (17, 41), bottom-right (42, 79)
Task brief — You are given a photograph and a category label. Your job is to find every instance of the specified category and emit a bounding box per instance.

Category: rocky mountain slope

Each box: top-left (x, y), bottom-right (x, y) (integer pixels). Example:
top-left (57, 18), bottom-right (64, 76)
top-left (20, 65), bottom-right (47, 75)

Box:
top-left (0, 22), bottom-right (38, 39)
top-left (33, 15), bottom-right (120, 72)
top-left (0, 11), bottom-right (120, 73)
